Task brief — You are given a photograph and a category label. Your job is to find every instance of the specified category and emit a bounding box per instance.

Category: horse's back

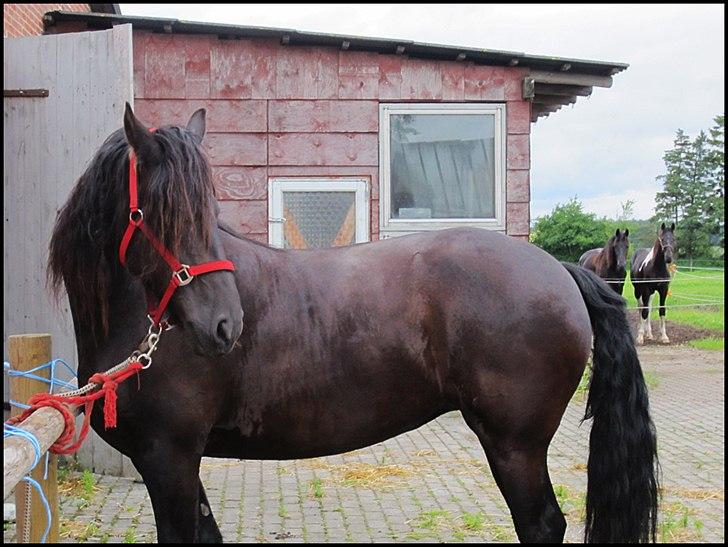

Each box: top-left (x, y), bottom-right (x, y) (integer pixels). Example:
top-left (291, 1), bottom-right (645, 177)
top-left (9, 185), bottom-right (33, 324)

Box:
top-left (630, 248), bottom-right (650, 277)
top-left (579, 248), bottom-right (600, 270)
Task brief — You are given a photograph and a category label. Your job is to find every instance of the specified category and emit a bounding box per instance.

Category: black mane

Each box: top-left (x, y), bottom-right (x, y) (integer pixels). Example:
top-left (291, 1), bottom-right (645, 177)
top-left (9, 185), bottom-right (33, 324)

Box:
top-left (48, 124), bottom-right (215, 344)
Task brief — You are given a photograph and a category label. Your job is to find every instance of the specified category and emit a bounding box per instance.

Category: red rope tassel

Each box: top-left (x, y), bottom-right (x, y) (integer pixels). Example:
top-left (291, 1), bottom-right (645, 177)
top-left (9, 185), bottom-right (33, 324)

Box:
top-left (5, 362), bottom-right (143, 455)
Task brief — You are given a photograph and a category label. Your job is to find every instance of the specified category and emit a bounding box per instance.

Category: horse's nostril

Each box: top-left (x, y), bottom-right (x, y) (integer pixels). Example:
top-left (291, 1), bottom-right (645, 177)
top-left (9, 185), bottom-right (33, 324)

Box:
top-left (216, 318), bottom-right (232, 345)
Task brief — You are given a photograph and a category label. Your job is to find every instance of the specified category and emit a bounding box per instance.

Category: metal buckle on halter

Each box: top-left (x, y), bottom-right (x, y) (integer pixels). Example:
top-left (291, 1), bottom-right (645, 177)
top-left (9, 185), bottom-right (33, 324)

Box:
top-left (129, 208), bottom-right (144, 226)
top-left (174, 264), bottom-right (194, 286)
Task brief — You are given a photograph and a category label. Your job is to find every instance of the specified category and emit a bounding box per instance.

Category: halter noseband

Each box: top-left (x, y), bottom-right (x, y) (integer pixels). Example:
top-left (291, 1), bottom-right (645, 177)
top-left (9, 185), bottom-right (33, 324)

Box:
top-left (118, 128), bottom-right (235, 326)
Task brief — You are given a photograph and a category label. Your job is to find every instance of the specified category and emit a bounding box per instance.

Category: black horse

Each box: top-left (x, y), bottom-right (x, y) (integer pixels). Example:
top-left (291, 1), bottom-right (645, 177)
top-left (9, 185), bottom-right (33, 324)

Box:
top-left (630, 223), bottom-right (676, 344)
top-left (578, 228), bottom-right (630, 295)
top-left (48, 105), bottom-right (658, 543)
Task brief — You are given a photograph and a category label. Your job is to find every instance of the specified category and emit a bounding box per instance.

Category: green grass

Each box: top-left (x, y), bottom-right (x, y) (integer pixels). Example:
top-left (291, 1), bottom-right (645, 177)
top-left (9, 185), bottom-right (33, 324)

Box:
top-left (461, 512), bottom-right (485, 532)
top-left (624, 267), bottom-right (724, 334)
top-left (81, 469), bottom-right (96, 499)
top-left (688, 337), bottom-right (724, 351)
top-left (309, 478), bottom-right (324, 499)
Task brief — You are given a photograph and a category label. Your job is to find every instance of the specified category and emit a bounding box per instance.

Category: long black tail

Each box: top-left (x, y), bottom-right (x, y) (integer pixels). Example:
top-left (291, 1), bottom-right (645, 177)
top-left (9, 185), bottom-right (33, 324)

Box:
top-left (562, 262), bottom-right (659, 543)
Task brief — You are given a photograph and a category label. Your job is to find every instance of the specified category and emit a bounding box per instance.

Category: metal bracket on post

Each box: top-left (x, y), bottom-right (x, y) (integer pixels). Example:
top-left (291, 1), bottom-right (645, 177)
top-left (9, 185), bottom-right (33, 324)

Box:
top-left (522, 77), bottom-right (535, 101)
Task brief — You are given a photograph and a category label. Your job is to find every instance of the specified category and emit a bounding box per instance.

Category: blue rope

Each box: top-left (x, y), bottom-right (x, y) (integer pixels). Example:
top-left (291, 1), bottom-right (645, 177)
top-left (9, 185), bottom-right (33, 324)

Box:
top-left (4, 358), bottom-right (77, 542)
top-left (3, 424), bottom-right (42, 469)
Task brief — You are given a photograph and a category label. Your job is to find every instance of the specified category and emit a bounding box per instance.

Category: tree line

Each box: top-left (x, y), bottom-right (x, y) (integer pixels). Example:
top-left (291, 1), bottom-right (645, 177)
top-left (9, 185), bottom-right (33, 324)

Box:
top-left (531, 114), bottom-right (724, 264)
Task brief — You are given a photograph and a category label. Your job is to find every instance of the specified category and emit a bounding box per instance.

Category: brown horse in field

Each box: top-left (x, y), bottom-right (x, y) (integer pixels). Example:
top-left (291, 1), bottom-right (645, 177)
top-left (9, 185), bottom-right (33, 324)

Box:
top-left (48, 104), bottom-right (658, 543)
top-left (579, 229), bottom-right (630, 295)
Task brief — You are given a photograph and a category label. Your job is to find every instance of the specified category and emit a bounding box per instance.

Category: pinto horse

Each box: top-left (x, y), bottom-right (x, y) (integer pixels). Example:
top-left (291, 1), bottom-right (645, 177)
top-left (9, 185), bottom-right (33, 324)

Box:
top-left (48, 104), bottom-right (658, 543)
top-left (630, 223), bottom-right (676, 345)
top-left (578, 229), bottom-right (630, 295)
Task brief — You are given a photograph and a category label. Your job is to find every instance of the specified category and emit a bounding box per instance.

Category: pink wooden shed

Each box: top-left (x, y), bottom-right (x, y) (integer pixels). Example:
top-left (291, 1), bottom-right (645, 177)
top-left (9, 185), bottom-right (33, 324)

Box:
top-left (45, 11), bottom-right (627, 249)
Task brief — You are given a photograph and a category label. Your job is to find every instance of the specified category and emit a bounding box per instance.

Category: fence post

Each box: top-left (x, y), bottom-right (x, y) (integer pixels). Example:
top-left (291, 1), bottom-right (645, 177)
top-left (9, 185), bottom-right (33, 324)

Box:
top-left (9, 334), bottom-right (60, 543)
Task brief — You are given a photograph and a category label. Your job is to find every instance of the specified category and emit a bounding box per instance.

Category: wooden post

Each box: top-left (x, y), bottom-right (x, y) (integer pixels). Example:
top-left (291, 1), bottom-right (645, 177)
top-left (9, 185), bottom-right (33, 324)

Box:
top-left (8, 334), bottom-right (60, 544)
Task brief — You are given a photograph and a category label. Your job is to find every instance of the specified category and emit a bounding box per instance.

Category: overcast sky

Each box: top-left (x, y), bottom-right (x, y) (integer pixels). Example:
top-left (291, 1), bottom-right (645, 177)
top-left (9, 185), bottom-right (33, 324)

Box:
top-left (120, 3), bottom-right (725, 220)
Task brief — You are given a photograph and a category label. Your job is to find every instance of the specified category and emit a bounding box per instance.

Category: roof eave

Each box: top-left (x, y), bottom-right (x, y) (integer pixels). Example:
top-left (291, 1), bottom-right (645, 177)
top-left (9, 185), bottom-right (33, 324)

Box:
top-left (43, 10), bottom-right (629, 122)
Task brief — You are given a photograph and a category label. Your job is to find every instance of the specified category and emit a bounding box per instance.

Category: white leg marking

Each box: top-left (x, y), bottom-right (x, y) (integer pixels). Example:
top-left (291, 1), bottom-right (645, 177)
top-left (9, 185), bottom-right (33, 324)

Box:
top-left (645, 294), bottom-right (654, 339)
top-left (636, 314), bottom-right (645, 345)
top-left (660, 316), bottom-right (670, 344)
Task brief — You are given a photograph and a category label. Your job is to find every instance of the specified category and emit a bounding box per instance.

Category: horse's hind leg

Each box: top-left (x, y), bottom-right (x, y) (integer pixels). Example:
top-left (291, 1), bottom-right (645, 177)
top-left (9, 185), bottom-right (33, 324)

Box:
top-left (635, 290), bottom-right (652, 345)
top-left (461, 410), bottom-right (565, 543)
top-left (197, 479), bottom-right (223, 542)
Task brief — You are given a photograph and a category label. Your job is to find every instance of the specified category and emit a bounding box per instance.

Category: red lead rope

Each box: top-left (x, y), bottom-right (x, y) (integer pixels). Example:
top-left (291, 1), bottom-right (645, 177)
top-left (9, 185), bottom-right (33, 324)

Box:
top-left (118, 131), bottom-right (235, 325)
top-left (5, 362), bottom-right (144, 454)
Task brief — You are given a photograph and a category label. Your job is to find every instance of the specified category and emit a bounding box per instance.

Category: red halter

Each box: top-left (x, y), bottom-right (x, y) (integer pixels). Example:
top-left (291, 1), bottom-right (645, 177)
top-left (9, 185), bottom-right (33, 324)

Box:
top-left (118, 129), bottom-right (235, 326)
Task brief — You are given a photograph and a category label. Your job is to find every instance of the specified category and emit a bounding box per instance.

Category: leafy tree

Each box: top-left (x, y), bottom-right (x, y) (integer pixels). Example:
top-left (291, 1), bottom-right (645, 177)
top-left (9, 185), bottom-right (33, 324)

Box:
top-left (706, 115), bottom-right (725, 251)
top-left (654, 119), bottom-right (725, 261)
top-left (655, 129), bottom-right (691, 227)
top-left (531, 198), bottom-right (607, 261)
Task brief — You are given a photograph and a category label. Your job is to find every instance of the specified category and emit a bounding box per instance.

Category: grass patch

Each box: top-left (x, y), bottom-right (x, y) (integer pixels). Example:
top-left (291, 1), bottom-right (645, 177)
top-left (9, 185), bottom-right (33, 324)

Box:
top-left (571, 362), bottom-right (592, 402)
top-left (643, 371), bottom-right (660, 390)
top-left (305, 459), bottom-right (413, 489)
top-left (461, 512), bottom-right (485, 531)
top-left (573, 364), bottom-right (659, 403)
top-left (658, 501), bottom-right (703, 542)
top-left (688, 337), bottom-right (724, 351)
top-left (60, 519), bottom-right (101, 541)
top-left (309, 477), bottom-right (324, 499)
top-left (553, 484), bottom-right (586, 519)
top-left (58, 468), bottom-right (99, 502)
top-left (406, 509), bottom-right (514, 541)
top-left (660, 486), bottom-right (724, 501)
top-left (123, 526), bottom-right (137, 543)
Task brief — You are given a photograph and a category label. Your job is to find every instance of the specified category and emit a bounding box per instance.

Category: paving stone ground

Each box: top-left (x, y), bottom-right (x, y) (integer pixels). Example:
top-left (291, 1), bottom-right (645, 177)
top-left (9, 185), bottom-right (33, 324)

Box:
top-left (4, 345), bottom-right (724, 543)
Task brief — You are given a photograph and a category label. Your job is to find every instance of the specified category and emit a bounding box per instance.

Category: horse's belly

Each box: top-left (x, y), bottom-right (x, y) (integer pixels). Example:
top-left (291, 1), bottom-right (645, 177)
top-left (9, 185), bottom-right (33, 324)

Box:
top-left (204, 368), bottom-right (453, 460)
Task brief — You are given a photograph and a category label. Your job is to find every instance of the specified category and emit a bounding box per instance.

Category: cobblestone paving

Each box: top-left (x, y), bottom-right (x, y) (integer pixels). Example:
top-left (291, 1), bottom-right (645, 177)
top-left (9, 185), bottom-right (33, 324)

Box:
top-left (4, 346), bottom-right (723, 543)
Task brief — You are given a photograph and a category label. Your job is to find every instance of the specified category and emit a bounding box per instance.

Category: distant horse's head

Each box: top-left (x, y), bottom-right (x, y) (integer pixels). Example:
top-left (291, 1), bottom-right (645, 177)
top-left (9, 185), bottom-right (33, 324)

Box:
top-left (49, 104), bottom-right (243, 356)
top-left (658, 222), bottom-right (676, 264)
top-left (611, 228), bottom-right (630, 272)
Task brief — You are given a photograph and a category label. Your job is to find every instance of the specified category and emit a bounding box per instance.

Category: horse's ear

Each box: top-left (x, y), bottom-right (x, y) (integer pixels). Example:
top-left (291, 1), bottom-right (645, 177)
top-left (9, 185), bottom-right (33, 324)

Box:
top-left (186, 108), bottom-right (206, 143)
top-left (660, 222), bottom-right (666, 231)
top-left (670, 222), bottom-right (675, 231)
top-left (624, 228), bottom-right (629, 238)
top-left (123, 102), bottom-right (161, 161)
top-left (615, 228), bottom-right (621, 238)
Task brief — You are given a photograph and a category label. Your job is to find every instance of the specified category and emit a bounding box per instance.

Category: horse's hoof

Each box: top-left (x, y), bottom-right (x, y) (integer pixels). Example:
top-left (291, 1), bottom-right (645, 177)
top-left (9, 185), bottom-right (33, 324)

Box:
top-left (645, 333), bottom-right (655, 340)
top-left (636, 336), bottom-right (644, 345)
top-left (660, 336), bottom-right (670, 344)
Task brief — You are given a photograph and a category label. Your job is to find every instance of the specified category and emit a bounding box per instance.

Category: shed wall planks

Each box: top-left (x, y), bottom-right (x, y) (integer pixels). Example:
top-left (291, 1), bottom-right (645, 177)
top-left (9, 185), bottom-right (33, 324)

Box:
top-left (133, 31), bottom-right (531, 240)
top-left (4, 25), bottom-right (139, 479)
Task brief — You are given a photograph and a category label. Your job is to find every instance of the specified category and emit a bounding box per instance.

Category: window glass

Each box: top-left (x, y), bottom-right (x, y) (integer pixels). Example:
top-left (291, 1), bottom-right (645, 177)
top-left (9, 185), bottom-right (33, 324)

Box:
top-left (282, 191), bottom-right (357, 249)
top-left (389, 113), bottom-right (495, 220)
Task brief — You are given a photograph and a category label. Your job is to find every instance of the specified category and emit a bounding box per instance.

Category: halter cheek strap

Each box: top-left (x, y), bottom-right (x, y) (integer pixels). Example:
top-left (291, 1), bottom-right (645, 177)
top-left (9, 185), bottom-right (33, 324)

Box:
top-left (119, 129), bottom-right (235, 326)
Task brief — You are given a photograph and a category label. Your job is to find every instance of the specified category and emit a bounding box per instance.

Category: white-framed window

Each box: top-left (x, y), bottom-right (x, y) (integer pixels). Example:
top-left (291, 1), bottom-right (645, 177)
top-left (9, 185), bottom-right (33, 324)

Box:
top-left (379, 103), bottom-right (506, 236)
top-left (268, 178), bottom-right (369, 249)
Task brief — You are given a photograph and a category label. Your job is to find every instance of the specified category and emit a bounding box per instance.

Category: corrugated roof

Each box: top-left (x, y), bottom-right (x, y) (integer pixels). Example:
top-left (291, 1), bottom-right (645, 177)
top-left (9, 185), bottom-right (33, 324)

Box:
top-left (43, 10), bottom-right (629, 121)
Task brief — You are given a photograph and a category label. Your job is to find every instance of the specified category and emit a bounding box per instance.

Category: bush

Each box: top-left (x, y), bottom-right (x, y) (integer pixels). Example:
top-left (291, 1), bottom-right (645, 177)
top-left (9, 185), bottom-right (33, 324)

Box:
top-left (531, 198), bottom-right (607, 262)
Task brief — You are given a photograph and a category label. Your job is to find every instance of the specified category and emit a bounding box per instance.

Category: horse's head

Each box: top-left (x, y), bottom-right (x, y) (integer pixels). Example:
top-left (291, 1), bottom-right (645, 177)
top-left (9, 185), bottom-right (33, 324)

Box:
top-left (49, 104), bottom-right (243, 357)
top-left (658, 222), bottom-right (676, 264)
top-left (612, 228), bottom-right (630, 272)
top-left (120, 104), bottom-right (243, 355)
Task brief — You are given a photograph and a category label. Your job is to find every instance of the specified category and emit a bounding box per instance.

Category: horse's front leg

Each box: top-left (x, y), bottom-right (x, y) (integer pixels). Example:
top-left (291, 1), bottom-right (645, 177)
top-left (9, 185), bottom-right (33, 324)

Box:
top-left (133, 441), bottom-right (204, 542)
top-left (657, 286), bottom-right (670, 343)
top-left (644, 292), bottom-right (655, 340)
